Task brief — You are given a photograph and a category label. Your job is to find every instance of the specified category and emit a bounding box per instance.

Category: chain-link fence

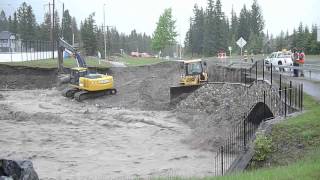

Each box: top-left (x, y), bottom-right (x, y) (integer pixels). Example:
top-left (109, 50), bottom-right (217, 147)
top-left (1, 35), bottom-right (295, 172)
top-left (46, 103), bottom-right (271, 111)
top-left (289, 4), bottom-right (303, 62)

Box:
top-left (0, 39), bottom-right (57, 62)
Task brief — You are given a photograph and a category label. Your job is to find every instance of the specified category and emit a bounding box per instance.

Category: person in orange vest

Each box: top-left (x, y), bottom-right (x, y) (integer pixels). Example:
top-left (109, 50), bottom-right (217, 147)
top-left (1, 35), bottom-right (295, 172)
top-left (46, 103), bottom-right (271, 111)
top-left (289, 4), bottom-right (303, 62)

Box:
top-left (292, 47), bottom-right (299, 77)
top-left (297, 48), bottom-right (305, 77)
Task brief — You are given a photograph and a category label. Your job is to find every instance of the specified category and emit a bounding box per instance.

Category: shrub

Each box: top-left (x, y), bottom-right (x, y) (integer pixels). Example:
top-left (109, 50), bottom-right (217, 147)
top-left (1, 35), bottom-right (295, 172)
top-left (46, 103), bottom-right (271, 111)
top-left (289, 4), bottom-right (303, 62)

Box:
top-left (253, 134), bottom-right (273, 161)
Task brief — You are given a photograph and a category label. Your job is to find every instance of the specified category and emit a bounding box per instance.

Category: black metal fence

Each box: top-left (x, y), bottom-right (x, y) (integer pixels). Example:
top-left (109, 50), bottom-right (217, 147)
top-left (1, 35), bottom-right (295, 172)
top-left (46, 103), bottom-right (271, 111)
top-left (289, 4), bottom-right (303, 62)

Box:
top-left (213, 114), bottom-right (263, 176)
top-left (0, 39), bottom-right (57, 62)
top-left (212, 60), bottom-right (304, 176)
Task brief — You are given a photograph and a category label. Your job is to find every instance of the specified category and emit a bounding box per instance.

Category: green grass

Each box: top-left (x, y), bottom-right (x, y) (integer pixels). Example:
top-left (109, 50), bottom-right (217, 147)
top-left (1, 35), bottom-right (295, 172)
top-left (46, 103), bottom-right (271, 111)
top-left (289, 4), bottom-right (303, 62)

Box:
top-left (117, 56), bottom-right (164, 66)
top-left (206, 150), bottom-right (320, 180)
top-left (203, 94), bottom-right (320, 180)
top-left (0, 57), bottom-right (110, 68)
top-left (0, 56), bottom-right (165, 68)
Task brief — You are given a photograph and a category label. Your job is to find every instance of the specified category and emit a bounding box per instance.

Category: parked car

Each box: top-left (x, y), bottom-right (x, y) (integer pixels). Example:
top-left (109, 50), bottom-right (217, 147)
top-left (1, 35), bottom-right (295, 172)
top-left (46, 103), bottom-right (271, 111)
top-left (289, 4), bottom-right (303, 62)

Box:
top-left (264, 51), bottom-right (293, 72)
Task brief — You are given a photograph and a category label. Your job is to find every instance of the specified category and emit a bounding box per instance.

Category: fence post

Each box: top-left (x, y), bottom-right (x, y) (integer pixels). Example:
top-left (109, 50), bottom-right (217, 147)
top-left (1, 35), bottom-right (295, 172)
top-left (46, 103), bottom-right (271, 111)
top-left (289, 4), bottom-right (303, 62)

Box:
top-left (301, 84), bottom-right (303, 111)
top-left (285, 87), bottom-right (287, 117)
top-left (255, 61), bottom-right (258, 82)
top-left (262, 60), bottom-right (265, 80)
top-left (289, 81), bottom-right (292, 107)
top-left (263, 91), bottom-right (266, 119)
top-left (20, 40), bottom-right (23, 61)
top-left (243, 119), bottom-right (247, 149)
top-left (25, 41), bottom-right (28, 61)
top-left (294, 85), bottom-right (300, 108)
top-left (270, 63), bottom-right (273, 86)
top-left (279, 74), bottom-right (282, 97)
top-left (221, 146), bottom-right (224, 176)
top-left (245, 68), bottom-right (247, 85)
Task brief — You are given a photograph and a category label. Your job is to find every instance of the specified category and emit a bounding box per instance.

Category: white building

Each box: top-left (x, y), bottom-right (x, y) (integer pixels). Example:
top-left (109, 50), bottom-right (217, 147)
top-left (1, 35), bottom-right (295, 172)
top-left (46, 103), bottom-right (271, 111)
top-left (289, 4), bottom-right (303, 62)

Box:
top-left (0, 31), bottom-right (17, 52)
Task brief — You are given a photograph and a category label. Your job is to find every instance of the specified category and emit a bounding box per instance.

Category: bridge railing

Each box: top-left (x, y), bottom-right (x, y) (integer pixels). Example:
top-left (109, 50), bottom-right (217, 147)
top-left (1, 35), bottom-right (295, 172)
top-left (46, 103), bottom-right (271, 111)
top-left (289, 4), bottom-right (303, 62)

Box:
top-left (212, 61), bottom-right (304, 176)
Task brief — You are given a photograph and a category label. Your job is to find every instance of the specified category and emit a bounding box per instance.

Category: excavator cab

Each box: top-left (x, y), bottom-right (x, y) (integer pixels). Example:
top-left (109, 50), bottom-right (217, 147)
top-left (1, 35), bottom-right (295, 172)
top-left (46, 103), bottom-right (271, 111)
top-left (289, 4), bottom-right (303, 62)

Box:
top-left (180, 60), bottom-right (208, 85)
top-left (170, 59), bottom-right (208, 102)
top-left (70, 67), bottom-right (88, 85)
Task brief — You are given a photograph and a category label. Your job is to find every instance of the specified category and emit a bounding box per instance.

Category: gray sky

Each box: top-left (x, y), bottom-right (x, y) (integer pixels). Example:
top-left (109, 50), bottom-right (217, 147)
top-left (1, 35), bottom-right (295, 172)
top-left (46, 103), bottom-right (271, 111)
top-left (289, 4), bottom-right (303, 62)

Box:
top-left (1, 0), bottom-right (320, 42)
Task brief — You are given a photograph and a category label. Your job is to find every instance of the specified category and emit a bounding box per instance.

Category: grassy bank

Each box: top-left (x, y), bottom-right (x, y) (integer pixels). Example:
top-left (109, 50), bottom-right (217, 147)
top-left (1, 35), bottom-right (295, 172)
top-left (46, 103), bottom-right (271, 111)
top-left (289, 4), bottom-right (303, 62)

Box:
top-left (0, 57), bottom-right (110, 68)
top-left (206, 94), bottom-right (320, 180)
top-left (117, 56), bottom-right (164, 66)
top-left (0, 56), bottom-right (165, 68)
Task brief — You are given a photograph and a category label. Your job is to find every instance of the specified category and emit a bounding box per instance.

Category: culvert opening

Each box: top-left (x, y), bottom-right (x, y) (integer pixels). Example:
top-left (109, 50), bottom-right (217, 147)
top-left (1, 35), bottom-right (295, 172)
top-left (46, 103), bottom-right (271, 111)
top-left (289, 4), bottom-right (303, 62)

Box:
top-left (247, 102), bottom-right (274, 125)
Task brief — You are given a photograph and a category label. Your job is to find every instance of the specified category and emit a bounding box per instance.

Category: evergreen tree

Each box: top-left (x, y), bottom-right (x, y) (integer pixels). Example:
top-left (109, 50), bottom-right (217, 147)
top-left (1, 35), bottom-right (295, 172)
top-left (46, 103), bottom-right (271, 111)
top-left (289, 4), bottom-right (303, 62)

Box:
top-left (152, 8), bottom-right (177, 55)
top-left (229, 6), bottom-right (238, 53)
top-left (16, 2), bottom-right (37, 40)
top-left (61, 10), bottom-right (73, 44)
top-left (9, 12), bottom-right (18, 34)
top-left (203, 0), bottom-right (216, 56)
top-left (184, 19), bottom-right (194, 56)
top-left (71, 17), bottom-right (79, 44)
top-left (213, 0), bottom-right (228, 52)
top-left (238, 5), bottom-right (251, 41)
top-left (80, 13), bottom-right (97, 55)
top-left (0, 10), bottom-right (8, 31)
top-left (38, 12), bottom-right (51, 41)
top-left (309, 25), bottom-right (320, 54)
top-left (53, 10), bottom-right (60, 40)
top-left (191, 4), bottom-right (205, 55)
top-left (250, 0), bottom-right (264, 35)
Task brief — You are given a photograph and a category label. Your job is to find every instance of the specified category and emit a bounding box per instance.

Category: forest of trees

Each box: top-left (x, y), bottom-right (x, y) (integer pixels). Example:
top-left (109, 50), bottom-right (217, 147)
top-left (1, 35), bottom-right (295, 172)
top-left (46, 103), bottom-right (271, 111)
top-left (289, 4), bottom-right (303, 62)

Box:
top-left (0, 1), bottom-right (319, 57)
top-left (185, 0), bottom-right (320, 56)
top-left (0, 2), bottom-right (153, 57)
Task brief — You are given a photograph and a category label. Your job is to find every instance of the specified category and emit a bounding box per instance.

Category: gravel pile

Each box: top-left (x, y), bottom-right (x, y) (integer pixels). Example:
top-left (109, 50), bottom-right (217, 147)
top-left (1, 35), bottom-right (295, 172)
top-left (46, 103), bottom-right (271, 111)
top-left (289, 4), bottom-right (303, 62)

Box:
top-left (176, 82), bottom-right (270, 151)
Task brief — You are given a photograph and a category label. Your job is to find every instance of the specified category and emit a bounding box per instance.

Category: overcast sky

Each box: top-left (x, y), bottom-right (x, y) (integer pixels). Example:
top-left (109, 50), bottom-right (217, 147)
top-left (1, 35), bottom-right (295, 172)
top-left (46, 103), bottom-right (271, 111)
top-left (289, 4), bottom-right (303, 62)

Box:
top-left (1, 0), bottom-right (320, 42)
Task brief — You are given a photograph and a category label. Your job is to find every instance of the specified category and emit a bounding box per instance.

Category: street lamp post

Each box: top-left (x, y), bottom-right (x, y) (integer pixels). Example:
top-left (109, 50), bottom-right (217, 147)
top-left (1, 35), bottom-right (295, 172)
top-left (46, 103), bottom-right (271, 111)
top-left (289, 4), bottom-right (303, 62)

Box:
top-left (103, 3), bottom-right (107, 63)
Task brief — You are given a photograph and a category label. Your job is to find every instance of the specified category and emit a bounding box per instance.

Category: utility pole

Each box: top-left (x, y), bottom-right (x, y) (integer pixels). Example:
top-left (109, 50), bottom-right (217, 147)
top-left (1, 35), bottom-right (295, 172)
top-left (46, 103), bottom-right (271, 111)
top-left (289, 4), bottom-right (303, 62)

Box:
top-left (49, 2), bottom-right (52, 42)
top-left (61, 3), bottom-right (64, 39)
top-left (107, 25), bottom-right (111, 60)
top-left (103, 4), bottom-right (107, 61)
top-left (52, 0), bottom-right (55, 59)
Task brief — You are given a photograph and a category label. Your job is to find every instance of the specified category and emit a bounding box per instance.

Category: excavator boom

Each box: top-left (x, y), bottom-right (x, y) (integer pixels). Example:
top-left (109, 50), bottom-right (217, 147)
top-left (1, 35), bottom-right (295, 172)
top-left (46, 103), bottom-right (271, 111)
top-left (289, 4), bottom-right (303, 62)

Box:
top-left (57, 38), bottom-right (87, 70)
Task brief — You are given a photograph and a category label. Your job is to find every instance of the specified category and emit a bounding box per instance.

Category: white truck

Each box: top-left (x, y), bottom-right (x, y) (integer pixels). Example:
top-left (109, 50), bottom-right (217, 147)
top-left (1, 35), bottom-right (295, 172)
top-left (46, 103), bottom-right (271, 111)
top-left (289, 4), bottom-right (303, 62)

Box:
top-left (264, 51), bottom-right (293, 72)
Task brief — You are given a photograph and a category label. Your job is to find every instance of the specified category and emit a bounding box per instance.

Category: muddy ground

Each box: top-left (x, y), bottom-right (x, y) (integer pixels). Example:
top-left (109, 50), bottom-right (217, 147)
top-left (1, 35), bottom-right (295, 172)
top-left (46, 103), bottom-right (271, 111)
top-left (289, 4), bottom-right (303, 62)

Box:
top-left (0, 61), bottom-right (258, 179)
top-left (0, 62), bottom-right (220, 179)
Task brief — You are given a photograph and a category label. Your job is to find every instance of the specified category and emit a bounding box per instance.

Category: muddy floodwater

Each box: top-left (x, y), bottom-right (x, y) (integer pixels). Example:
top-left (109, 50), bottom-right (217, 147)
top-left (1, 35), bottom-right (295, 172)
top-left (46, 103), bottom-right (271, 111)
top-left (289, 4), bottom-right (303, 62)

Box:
top-left (0, 89), bottom-right (214, 179)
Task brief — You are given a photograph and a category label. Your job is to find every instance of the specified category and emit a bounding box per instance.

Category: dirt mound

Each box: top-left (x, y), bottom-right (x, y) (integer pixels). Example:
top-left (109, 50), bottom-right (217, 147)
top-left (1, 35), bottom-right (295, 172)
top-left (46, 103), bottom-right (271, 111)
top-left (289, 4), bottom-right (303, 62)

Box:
top-left (176, 81), bottom-right (270, 151)
top-left (0, 65), bottom-right (58, 89)
top-left (84, 61), bottom-right (181, 110)
top-left (0, 61), bottom-right (181, 110)
top-left (175, 83), bottom-right (248, 151)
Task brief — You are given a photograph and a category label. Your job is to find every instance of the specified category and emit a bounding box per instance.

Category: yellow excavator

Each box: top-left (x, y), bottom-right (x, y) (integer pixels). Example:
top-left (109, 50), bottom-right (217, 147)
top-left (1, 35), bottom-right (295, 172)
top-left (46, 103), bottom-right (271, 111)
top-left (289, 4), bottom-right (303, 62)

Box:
top-left (58, 38), bottom-right (116, 101)
top-left (170, 59), bottom-right (208, 101)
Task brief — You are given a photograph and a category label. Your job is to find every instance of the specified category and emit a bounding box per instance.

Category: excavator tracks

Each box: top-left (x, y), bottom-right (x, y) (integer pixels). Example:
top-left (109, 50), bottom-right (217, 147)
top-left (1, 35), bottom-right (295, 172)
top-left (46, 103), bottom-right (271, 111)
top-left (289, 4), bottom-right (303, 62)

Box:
top-left (74, 89), bottom-right (117, 102)
top-left (62, 87), bottom-right (80, 98)
top-left (62, 87), bottom-right (117, 101)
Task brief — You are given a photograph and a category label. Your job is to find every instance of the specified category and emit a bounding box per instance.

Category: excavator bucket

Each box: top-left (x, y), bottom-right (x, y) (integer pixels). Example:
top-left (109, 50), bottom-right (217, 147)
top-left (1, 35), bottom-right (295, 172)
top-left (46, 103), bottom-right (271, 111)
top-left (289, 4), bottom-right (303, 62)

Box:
top-left (170, 85), bottom-right (202, 103)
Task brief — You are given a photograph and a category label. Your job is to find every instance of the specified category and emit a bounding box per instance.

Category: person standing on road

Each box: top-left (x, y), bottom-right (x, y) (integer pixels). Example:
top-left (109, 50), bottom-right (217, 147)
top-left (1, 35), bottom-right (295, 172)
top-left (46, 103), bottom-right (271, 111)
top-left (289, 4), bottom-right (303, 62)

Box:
top-left (298, 49), bottom-right (305, 77)
top-left (292, 48), bottom-right (299, 77)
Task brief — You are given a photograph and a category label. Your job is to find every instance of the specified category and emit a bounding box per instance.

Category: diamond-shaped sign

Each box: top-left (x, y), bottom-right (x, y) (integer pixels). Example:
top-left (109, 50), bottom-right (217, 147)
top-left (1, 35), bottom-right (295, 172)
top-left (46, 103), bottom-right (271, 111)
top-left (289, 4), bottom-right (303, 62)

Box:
top-left (237, 37), bottom-right (247, 48)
